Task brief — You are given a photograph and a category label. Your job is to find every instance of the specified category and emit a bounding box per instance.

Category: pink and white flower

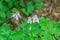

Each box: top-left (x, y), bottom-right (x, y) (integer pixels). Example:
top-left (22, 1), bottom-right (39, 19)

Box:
top-left (27, 17), bottom-right (32, 24)
top-left (33, 15), bottom-right (39, 23)
top-left (27, 15), bottom-right (39, 24)
top-left (12, 12), bottom-right (21, 20)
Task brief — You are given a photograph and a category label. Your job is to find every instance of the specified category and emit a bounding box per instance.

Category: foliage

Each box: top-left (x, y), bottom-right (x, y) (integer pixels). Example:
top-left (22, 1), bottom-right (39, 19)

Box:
top-left (0, 0), bottom-right (60, 40)
top-left (0, 17), bottom-right (60, 40)
top-left (0, 0), bottom-right (42, 24)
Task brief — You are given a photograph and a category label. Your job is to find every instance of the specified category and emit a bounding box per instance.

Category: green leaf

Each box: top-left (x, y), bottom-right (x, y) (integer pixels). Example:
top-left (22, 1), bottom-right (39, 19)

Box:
top-left (9, 31), bottom-right (24, 40)
top-left (0, 11), bottom-right (6, 18)
top-left (58, 38), bottom-right (60, 40)
top-left (0, 23), bottom-right (11, 36)
top-left (33, 0), bottom-right (41, 3)
top-left (14, 1), bottom-right (19, 7)
top-left (19, 0), bottom-right (25, 7)
top-left (41, 35), bottom-right (54, 40)
top-left (20, 8), bottom-right (29, 16)
top-left (6, 11), bottom-right (12, 18)
top-left (0, 17), bottom-right (5, 24)
top-left (12, 8), bottom-right (18, 13)
top-left (27, 1), bottom-right (34, 14)
top-left (5, 0), bottom-right (11, 2)
top-left (35, 3), bottom-right (42, 9)
top-left (8, 1), bottom-right (13, 8)
top-left (0, 36), bottom-right (7, 40)
top-left (0, 2), bottom-right (3, 11)
top-left (24, 35), bottom-right (31, 40)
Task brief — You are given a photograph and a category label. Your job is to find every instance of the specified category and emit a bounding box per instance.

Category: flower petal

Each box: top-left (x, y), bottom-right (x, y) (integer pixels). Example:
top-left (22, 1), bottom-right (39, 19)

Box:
top-left (33, 15), bottom-right (39, 23)
top-left (27, 17), bottom-right (32, 24)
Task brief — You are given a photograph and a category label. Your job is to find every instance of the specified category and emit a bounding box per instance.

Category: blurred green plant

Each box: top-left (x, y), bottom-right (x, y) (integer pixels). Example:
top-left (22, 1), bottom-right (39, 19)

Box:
top-left (0, 17), bottom-right (60, 40)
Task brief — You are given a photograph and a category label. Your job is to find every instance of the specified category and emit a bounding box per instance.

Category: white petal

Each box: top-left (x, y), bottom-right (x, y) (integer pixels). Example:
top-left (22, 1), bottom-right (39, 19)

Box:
top-left (15, 16), bottom-right (19, 20)
top-left (37, 19), bottom-right (39, 23)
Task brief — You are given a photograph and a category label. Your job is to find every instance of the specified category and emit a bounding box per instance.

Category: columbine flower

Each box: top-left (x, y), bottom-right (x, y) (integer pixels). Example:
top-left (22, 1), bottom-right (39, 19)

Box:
top-left (27, 17), bottom-right (32, 24)
top-left (33, 15), bottom-right (39, 23)
top-left (12, 12), bottom-right (21, 20)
